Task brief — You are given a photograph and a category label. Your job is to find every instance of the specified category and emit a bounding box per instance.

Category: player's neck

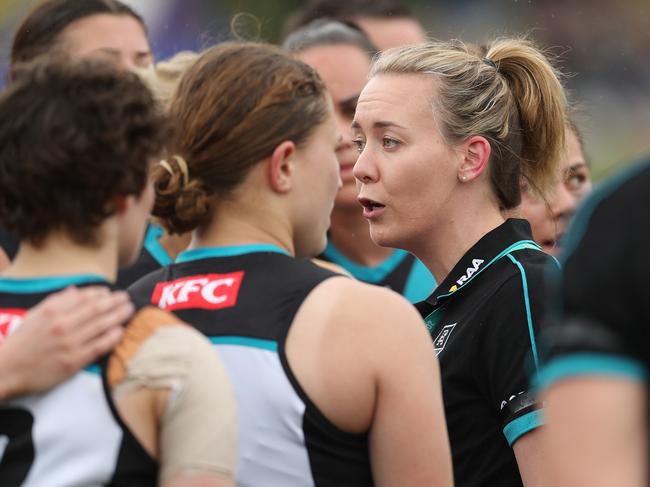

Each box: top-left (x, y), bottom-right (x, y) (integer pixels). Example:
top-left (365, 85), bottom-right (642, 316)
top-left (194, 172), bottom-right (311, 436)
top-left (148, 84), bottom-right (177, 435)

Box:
top-left (329, 206), bottom-right (394, 266)
top-left (3, 231), bottom-right (118, 283)
top-left (189, 199), bottom-right (295, 257)
top-left (158, 231), bottom-right (191, 261)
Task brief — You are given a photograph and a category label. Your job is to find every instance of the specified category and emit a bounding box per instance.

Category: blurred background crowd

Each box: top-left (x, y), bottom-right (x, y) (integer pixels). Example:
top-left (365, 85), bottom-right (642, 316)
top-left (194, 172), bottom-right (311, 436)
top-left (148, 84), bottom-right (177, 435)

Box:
top-left (0, 0), bottom-right (648, 181)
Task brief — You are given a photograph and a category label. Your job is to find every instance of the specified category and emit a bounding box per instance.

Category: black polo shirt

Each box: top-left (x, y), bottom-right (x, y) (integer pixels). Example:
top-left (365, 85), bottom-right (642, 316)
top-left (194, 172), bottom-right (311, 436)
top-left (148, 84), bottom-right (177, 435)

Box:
top-left (416, 218), bottom-right (553, 487)
top-left (536, 158), bottom-right (650, 420)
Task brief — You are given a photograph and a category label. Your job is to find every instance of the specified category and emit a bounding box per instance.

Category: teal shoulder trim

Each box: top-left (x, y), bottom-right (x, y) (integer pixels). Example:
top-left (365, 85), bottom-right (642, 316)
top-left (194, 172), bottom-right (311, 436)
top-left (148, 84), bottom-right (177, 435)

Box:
top-left (506, 253), bottom-right (540, 371)
top-left (143, 223), bottom-right (173, 266)
top-left (177, 244), bottom-right (290, 263)
top-left (83, 364), bottom-right (102, 376)
top-left (322, 241), bottom-right (408, 283)
top-left (503, 409), bottom-right (544, 446)
top-left (0, 274), bottom-right (107, 293)
top-left (209, 335), bottom-right (278, 352)
top-left (402, 257), bottom-right (436, 303)
top-left (534, 353), bottom-right (647, 392)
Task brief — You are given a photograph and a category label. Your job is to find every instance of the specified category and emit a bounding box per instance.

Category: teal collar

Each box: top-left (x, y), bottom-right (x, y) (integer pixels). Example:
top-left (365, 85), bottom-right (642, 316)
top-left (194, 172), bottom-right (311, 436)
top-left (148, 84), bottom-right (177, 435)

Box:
top-left (426, 219), bottom-right (542, 307)
top-left (0, 274), bottom-right (108, 293)
top-left (143, 223), bottom-right (173, 266)
top-left (176, 243), bottom-right (290, 263)
top-left (422, 239), bottom-right (541, 335)
top-left (322, 241), bottom-right (408, 283)
top-left (421, 220), bottom-right (545, 335)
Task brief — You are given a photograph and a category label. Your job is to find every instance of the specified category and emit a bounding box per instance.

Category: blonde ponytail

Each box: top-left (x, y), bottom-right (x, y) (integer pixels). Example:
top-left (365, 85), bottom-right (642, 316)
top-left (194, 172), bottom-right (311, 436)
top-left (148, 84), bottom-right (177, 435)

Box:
top-left (486, 38), bottom-right (567, 196)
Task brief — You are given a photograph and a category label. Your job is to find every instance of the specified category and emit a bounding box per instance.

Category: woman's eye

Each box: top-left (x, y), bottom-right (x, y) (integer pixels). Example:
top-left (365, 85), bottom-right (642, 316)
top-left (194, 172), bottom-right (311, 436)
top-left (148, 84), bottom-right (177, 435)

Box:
top-left (382, 137), bottom-right (399, 150)
top-left (353, 139), bottom-right (365, 152)
top-left (565, 172), bottom-right (587, 191)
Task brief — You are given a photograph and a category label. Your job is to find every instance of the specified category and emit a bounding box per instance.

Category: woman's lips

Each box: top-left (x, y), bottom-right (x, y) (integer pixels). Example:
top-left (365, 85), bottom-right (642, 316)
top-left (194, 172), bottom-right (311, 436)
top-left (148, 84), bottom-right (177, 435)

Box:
top-left (358, 197), bottom-right (386, 219)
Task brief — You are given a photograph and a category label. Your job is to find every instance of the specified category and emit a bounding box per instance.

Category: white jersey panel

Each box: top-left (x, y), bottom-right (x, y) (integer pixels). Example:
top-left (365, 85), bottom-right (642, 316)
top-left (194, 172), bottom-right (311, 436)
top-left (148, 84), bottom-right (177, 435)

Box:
top-left (215, 344), bottom-right (314, 487)
top-left (10, 370), bottom-right (122, 487)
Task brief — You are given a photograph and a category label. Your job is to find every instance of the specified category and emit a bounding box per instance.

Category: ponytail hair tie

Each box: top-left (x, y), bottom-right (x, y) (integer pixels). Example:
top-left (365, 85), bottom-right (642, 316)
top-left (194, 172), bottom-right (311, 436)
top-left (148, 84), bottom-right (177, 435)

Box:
top-left (159, 155), bottom-right (189, 186)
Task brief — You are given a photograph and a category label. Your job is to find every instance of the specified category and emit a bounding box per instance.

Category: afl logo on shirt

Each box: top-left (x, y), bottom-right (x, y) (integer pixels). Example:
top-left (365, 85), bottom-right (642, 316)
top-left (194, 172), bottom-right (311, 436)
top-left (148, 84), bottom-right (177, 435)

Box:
top-left (433, 323), bottom-right (457, 356)
top-left (0, 308), bottom-right (25, 343)
top-left (152, 272), bottom-right (244, 311)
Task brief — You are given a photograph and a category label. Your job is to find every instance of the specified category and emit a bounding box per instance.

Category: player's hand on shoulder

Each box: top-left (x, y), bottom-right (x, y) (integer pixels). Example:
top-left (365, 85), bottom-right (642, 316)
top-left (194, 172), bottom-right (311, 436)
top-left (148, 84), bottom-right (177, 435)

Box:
top-left (0, 286), bottom-right (132, 399)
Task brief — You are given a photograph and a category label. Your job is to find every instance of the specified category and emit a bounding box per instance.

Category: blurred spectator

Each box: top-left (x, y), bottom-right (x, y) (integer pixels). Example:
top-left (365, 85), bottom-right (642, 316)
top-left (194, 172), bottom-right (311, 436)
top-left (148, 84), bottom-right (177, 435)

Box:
top-left (516, 120), bottom-right (593, 256)
top-left (284, 0), bottom-right (427, 50)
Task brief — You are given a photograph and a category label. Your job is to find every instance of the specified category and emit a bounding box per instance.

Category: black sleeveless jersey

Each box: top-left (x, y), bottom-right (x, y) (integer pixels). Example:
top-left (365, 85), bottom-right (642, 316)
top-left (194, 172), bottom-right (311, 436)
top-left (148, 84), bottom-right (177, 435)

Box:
top-left (128, 244), bottom-right (374, 487)
top-left (0, 275), bottom-right (157, 487)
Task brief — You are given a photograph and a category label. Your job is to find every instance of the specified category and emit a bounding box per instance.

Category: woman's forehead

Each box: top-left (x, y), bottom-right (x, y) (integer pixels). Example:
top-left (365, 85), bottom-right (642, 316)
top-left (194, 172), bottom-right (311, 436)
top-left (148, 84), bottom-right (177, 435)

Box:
top-left (354, 74), bottom-right (435, 128)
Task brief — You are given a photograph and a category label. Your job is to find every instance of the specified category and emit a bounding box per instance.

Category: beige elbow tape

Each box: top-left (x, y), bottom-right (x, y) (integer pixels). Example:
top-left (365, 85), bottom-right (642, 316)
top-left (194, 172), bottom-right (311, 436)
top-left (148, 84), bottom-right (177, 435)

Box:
top-left (109, 307), bottom-right (238, 480)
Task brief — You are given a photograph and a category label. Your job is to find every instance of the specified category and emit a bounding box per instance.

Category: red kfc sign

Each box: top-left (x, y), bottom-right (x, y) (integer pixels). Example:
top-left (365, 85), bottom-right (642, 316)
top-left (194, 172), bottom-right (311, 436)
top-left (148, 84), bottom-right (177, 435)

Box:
top-left (152, 272), bottom-right (244, 311)
top-left (0, 308), bottom-right (26, 343)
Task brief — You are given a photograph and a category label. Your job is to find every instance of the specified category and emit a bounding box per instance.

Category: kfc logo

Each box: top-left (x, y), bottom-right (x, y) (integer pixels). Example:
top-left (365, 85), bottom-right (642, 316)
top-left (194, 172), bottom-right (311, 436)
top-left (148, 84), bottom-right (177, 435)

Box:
top-left (152, 272), bottom-right (244, 311)
top-left (0, 309), bottom-right (26, 343)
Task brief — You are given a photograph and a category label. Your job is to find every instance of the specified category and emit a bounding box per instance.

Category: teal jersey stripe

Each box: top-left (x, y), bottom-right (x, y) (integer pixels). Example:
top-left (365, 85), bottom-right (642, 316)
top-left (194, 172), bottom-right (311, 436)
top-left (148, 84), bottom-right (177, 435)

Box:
top-left (177, 244), bottom-right (290, 263)
top-left (0, 274), bottom-right (107, 293)
top-left (534, 353), bottom-right (647, 392)
top-left (322, 242), bottom-right (408, 283)
top-left (506, 254), bottom-right (540, 371)
top-left (503, 409), bottom-right (544, 446)
top-left (143, 223), bottom-right (173, 266)
top-left (209, 335), bottom-right (278, 352)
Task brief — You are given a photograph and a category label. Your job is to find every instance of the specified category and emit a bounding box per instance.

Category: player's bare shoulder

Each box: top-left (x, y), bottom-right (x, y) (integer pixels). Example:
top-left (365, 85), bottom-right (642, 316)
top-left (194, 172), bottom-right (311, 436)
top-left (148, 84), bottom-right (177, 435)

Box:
top-left (301, 276), bottom-right (429, 342)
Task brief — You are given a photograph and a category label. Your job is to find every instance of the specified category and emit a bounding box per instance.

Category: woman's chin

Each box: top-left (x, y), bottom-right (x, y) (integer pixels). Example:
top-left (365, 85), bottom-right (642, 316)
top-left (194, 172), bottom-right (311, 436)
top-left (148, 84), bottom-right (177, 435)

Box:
top-left (369, 226), bottom-right (398, 250)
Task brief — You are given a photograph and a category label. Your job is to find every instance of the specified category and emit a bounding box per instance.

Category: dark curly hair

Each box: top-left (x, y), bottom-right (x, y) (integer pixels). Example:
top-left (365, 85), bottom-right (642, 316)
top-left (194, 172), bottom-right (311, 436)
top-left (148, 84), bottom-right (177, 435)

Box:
top-left (0, 57), bottom-right (169, 246)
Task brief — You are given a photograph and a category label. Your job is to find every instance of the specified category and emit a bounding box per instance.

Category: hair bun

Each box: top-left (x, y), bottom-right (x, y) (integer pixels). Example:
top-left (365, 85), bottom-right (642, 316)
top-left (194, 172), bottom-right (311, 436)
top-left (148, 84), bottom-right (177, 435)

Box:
top-left (152, 156), bottom-right (213, 234)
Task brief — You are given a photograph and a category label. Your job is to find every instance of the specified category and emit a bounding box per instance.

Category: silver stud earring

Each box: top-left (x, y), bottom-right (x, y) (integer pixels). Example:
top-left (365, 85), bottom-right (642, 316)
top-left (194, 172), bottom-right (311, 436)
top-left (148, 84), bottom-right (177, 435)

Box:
top-left (460, 174), bottom-right (467, 182)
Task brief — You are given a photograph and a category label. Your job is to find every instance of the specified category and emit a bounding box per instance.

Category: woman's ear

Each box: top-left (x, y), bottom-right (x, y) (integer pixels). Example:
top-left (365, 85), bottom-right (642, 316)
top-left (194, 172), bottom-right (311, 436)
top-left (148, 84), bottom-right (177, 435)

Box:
top-left (457, 135), bottom-right (491, 182)
top-left (267, 140), bottom-right (297, 193)
top-left (112, 195), bottom-right (128, 214)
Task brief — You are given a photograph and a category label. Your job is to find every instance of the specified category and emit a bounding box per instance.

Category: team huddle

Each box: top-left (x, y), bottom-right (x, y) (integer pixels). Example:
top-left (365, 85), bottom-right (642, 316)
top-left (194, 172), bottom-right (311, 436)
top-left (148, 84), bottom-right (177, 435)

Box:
top-left (0, 1), bottom-right (647, 486)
